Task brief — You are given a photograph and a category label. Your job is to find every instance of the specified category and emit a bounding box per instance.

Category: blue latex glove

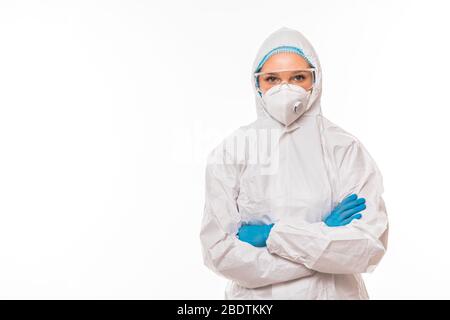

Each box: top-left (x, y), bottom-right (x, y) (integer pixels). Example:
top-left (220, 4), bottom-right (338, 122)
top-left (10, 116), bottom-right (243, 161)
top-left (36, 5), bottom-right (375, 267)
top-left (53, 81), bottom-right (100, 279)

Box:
top-left (324, 193), bottom-right (366, 227)
top-left (237, 223), bottom-right (274, 247)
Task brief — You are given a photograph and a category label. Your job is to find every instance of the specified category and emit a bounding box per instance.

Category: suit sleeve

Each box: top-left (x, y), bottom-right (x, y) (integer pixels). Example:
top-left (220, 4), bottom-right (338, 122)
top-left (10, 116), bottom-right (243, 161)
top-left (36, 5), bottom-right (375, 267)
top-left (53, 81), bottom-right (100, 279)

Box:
top-left (200, 146), bottom-right (316, 289)
top-left (266, 139), bottom-right (389, 274)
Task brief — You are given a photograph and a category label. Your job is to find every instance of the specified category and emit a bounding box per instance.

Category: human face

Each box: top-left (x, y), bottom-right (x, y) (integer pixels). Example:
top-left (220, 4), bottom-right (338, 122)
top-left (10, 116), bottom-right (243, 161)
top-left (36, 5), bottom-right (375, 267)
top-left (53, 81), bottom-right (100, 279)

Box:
top-left (256, 52), bottom-right (314, 94)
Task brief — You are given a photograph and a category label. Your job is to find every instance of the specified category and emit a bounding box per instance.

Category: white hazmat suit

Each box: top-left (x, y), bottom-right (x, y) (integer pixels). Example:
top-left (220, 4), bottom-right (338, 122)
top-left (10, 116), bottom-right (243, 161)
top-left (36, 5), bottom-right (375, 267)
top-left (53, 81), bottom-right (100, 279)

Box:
top-left (199, 27), bottom-right (389, 299)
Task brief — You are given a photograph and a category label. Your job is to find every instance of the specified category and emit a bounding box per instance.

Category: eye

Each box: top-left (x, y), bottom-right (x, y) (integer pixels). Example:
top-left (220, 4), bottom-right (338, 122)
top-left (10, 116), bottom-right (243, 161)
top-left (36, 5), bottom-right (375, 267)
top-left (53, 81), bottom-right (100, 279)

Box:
top-left (264, 76), bottom-right (279, 83)
top-left (293, 74), bottom-right (306, 81)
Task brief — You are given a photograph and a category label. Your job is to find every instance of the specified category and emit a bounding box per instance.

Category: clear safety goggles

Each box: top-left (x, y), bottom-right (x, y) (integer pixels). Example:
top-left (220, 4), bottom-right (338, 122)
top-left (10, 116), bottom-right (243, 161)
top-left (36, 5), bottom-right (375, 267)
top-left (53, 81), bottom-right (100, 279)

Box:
top-left (254, 68), bottom-right (316, 93)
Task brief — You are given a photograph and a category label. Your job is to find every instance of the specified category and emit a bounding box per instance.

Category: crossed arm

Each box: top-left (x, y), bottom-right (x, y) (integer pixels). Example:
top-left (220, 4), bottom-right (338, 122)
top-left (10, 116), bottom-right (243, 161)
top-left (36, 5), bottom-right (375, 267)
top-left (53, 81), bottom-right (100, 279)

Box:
top-left (200, 139), bottom-right (388, 288)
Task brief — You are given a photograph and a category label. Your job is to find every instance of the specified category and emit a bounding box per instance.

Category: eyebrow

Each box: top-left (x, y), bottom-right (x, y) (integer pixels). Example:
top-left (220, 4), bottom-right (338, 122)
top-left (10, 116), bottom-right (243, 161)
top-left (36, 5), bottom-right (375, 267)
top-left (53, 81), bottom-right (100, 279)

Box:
top-left (265, 72), bottom-right (278, 75)
top-left (262, 70), bottom-right (307, 76)
top-left (255, 68), bottom-right (315, 77)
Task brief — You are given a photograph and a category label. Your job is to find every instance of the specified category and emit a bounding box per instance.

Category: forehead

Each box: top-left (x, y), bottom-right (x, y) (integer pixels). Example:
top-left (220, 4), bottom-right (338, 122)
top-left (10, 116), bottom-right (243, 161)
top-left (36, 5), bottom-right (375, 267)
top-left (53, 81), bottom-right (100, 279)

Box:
top-left (260, 52), bottom-right (310, 72)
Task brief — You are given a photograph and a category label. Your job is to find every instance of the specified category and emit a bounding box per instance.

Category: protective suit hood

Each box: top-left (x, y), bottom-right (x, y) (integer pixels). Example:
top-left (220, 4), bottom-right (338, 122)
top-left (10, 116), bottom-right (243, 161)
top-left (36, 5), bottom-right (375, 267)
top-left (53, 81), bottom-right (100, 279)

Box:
top-left (251, 27), bottom-right (323, 123)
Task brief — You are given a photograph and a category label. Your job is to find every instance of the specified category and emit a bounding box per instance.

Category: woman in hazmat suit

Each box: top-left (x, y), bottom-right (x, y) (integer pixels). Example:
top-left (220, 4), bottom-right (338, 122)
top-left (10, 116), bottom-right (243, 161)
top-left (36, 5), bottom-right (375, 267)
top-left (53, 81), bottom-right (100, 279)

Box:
top-left (199, 26), bottom-right (389, 300)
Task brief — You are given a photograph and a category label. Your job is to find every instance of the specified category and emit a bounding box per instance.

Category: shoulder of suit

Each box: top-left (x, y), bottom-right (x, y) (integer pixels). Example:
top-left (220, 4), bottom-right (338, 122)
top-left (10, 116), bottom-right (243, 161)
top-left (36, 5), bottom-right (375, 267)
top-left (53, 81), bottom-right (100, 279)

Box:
top-left (320, 116), bottom-right (361, 150)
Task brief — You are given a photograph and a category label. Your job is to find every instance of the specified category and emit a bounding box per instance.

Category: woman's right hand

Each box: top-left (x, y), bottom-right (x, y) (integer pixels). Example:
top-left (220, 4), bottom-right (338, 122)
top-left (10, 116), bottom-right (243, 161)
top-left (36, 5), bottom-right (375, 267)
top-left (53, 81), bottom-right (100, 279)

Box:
top-left (237, 223), bottom-right (275, 247)
top-left (324, 193), bottom-right (366, 227)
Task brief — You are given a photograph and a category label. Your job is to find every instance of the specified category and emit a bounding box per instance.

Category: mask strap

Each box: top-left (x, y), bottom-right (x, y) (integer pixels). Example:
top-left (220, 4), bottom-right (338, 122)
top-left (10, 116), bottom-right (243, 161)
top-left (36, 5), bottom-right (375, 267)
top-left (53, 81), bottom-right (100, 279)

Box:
top-left (256, 87), bottom-right (263, 97)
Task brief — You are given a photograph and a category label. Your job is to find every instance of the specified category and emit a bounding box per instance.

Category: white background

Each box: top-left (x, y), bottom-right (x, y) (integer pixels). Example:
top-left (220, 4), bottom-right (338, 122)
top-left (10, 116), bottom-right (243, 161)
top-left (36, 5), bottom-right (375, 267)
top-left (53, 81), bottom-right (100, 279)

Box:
top-left (0, 0), bottom-right (449, 299)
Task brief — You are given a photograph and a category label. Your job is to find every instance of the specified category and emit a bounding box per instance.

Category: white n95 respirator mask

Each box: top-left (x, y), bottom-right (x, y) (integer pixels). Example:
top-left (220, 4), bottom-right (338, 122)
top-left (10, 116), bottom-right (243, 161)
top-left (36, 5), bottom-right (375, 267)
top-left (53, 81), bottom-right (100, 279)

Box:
top-left (261, 83), bottom-right (311, 126)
